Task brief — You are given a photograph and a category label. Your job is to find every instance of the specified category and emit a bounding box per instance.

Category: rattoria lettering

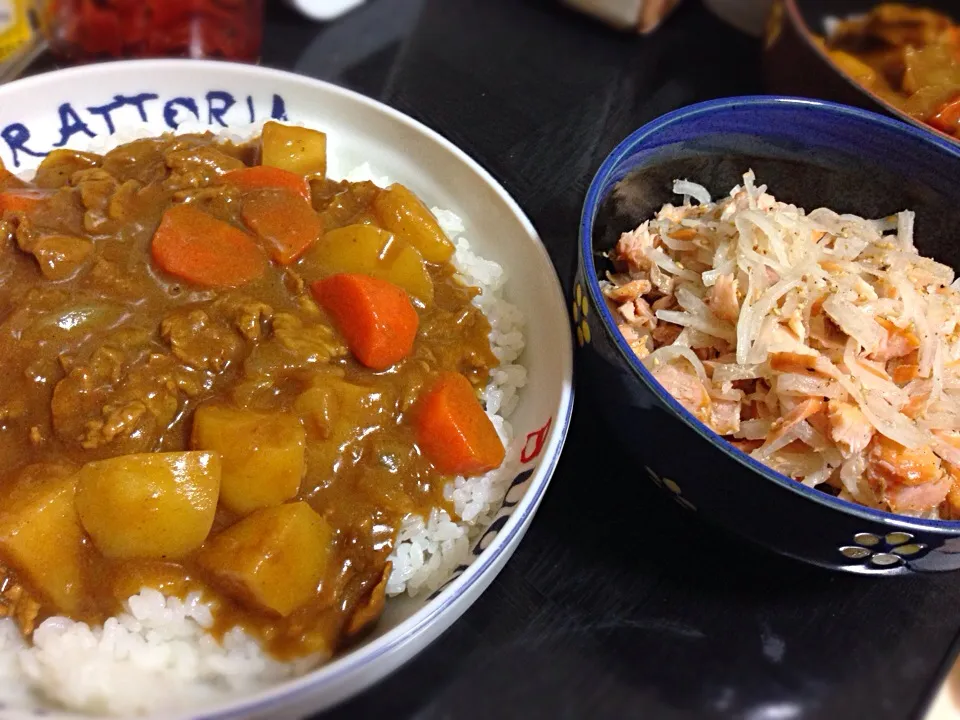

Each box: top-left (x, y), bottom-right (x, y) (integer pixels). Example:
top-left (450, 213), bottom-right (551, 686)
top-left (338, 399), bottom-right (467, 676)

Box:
top-left (1, 91), bottom-right (289, 167)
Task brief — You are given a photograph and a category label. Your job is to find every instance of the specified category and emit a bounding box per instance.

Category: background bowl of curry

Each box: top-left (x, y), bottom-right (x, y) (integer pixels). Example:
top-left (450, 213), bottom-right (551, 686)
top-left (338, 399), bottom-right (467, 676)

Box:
top-left (0, 59), bottom-right (574, 719)
top-left (763, 0), bottom-right (960, 144)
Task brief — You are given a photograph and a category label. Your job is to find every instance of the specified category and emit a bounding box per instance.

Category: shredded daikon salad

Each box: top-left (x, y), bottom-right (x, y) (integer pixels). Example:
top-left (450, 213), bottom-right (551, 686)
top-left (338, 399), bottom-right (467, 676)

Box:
top-left (602, 172), bottom-right (960, 519)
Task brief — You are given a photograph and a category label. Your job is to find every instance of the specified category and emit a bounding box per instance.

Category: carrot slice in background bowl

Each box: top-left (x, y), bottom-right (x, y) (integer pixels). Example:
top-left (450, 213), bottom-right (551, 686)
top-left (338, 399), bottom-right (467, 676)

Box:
top-left (929, 95), bottom-right (960, 135)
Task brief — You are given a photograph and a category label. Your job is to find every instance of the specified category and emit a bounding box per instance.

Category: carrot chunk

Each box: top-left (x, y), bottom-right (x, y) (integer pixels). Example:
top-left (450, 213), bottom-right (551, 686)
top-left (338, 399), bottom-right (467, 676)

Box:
top-left (224, 166), bottom-right (310, 201)
top-left (415, 372), bottom-right (505, 476)
top-left (151, 205), bottom-right (266, 287)
top-left (311, 273), bottom-right (418, 370)
top-left (930, 96), bottom-right (960, 135)
top-left (0, 189), bottom-right (53, 214)
top-left (241, 188), bottom-right (323, 265)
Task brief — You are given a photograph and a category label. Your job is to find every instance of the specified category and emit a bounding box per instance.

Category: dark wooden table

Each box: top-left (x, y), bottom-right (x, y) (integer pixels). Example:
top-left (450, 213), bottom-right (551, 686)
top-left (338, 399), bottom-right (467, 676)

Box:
top-left (256, 1), bottom-right (960, 718)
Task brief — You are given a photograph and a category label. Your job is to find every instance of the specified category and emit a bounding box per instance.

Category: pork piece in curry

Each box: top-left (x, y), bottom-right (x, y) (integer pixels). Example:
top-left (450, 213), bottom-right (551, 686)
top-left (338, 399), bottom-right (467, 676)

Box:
top-left (0, 122), bottom-right (505, 660)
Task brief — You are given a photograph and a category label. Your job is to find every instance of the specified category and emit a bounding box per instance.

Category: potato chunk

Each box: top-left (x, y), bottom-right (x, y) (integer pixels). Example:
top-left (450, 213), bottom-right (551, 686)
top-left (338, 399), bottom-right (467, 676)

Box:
top-left (33, 149), bottom-right (101, 189)
top-left (294, 376), bottom-right (378, 438)
top-left (261, 121), bottom-right (327, 179)
top-left (197, 501), bottom-right (332, 617)
top-left (372, 183), bottom-right (454, 263)
top-left (301, 223), bottom-right (433, 303)
top-left (294, 376), bottom-right (384, 476)
top-left (0, 463), bottom-right (85, 613)
top-left (74, 451), bottom-right (220, 559)
top-left (191, 405), bottom-right (306, 516)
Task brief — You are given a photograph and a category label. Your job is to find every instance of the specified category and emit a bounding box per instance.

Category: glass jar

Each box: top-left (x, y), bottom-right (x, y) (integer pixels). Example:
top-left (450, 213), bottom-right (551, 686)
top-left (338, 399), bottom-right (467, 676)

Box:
top-left (39, 0), bottom-right (264, 63)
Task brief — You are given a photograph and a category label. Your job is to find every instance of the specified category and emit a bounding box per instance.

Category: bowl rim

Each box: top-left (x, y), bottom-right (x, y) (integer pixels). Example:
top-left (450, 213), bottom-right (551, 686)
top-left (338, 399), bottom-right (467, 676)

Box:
top-left (779, 0), bottom-right (960, 147)
top-left (579, 94), bottom-right (960, 533)
top-left (0, 58), bottom-right (577, 718)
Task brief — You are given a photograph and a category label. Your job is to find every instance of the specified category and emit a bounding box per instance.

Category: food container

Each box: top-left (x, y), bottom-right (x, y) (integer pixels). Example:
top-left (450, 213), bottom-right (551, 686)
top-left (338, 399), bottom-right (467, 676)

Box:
top-left (37, 0), bottom-right (264, 63)
top-left (561, 0), bottom-right (684, 33)
top-left (0, 0), bottom-right (32, 62)
top-left (702, 0), bottom-right (773, 36)
top-left (763, 0), bottom-right (960, 144)
top-left (0, 58), bottom-right (575, 717)
top-left (576, 96), bottom-right (960, 575)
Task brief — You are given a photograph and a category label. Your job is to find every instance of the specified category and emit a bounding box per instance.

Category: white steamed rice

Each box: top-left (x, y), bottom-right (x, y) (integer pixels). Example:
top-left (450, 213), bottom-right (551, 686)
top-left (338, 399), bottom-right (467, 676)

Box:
top-left (0, 123), bottom-right (527, 715)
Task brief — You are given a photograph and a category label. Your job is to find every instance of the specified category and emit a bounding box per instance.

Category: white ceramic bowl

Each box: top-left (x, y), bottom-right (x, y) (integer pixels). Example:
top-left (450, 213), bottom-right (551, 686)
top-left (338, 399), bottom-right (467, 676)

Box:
top-left (0, 59), bottom-right (574, 719)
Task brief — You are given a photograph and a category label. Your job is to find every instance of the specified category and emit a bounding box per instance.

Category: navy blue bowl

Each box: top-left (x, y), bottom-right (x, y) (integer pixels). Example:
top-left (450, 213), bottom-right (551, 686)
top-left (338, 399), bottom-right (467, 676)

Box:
top-left (575, 96), bottom-right (960, 575)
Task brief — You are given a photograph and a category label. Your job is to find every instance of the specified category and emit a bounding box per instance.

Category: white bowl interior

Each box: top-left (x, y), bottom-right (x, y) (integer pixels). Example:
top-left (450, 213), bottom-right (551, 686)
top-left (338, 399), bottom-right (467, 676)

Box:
top-left (0, 60), bottom-right (574, 719)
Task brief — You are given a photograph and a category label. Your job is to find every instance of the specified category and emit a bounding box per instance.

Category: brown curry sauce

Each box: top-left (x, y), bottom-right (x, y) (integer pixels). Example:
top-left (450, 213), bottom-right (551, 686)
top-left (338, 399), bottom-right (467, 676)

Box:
top-left (0, 129), bottom-right (499, 660)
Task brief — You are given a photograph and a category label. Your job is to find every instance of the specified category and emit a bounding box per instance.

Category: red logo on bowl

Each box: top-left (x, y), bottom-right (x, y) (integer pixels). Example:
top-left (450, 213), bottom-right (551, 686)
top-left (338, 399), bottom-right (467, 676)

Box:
top-left (521, 417), bottom-right (552, 464)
